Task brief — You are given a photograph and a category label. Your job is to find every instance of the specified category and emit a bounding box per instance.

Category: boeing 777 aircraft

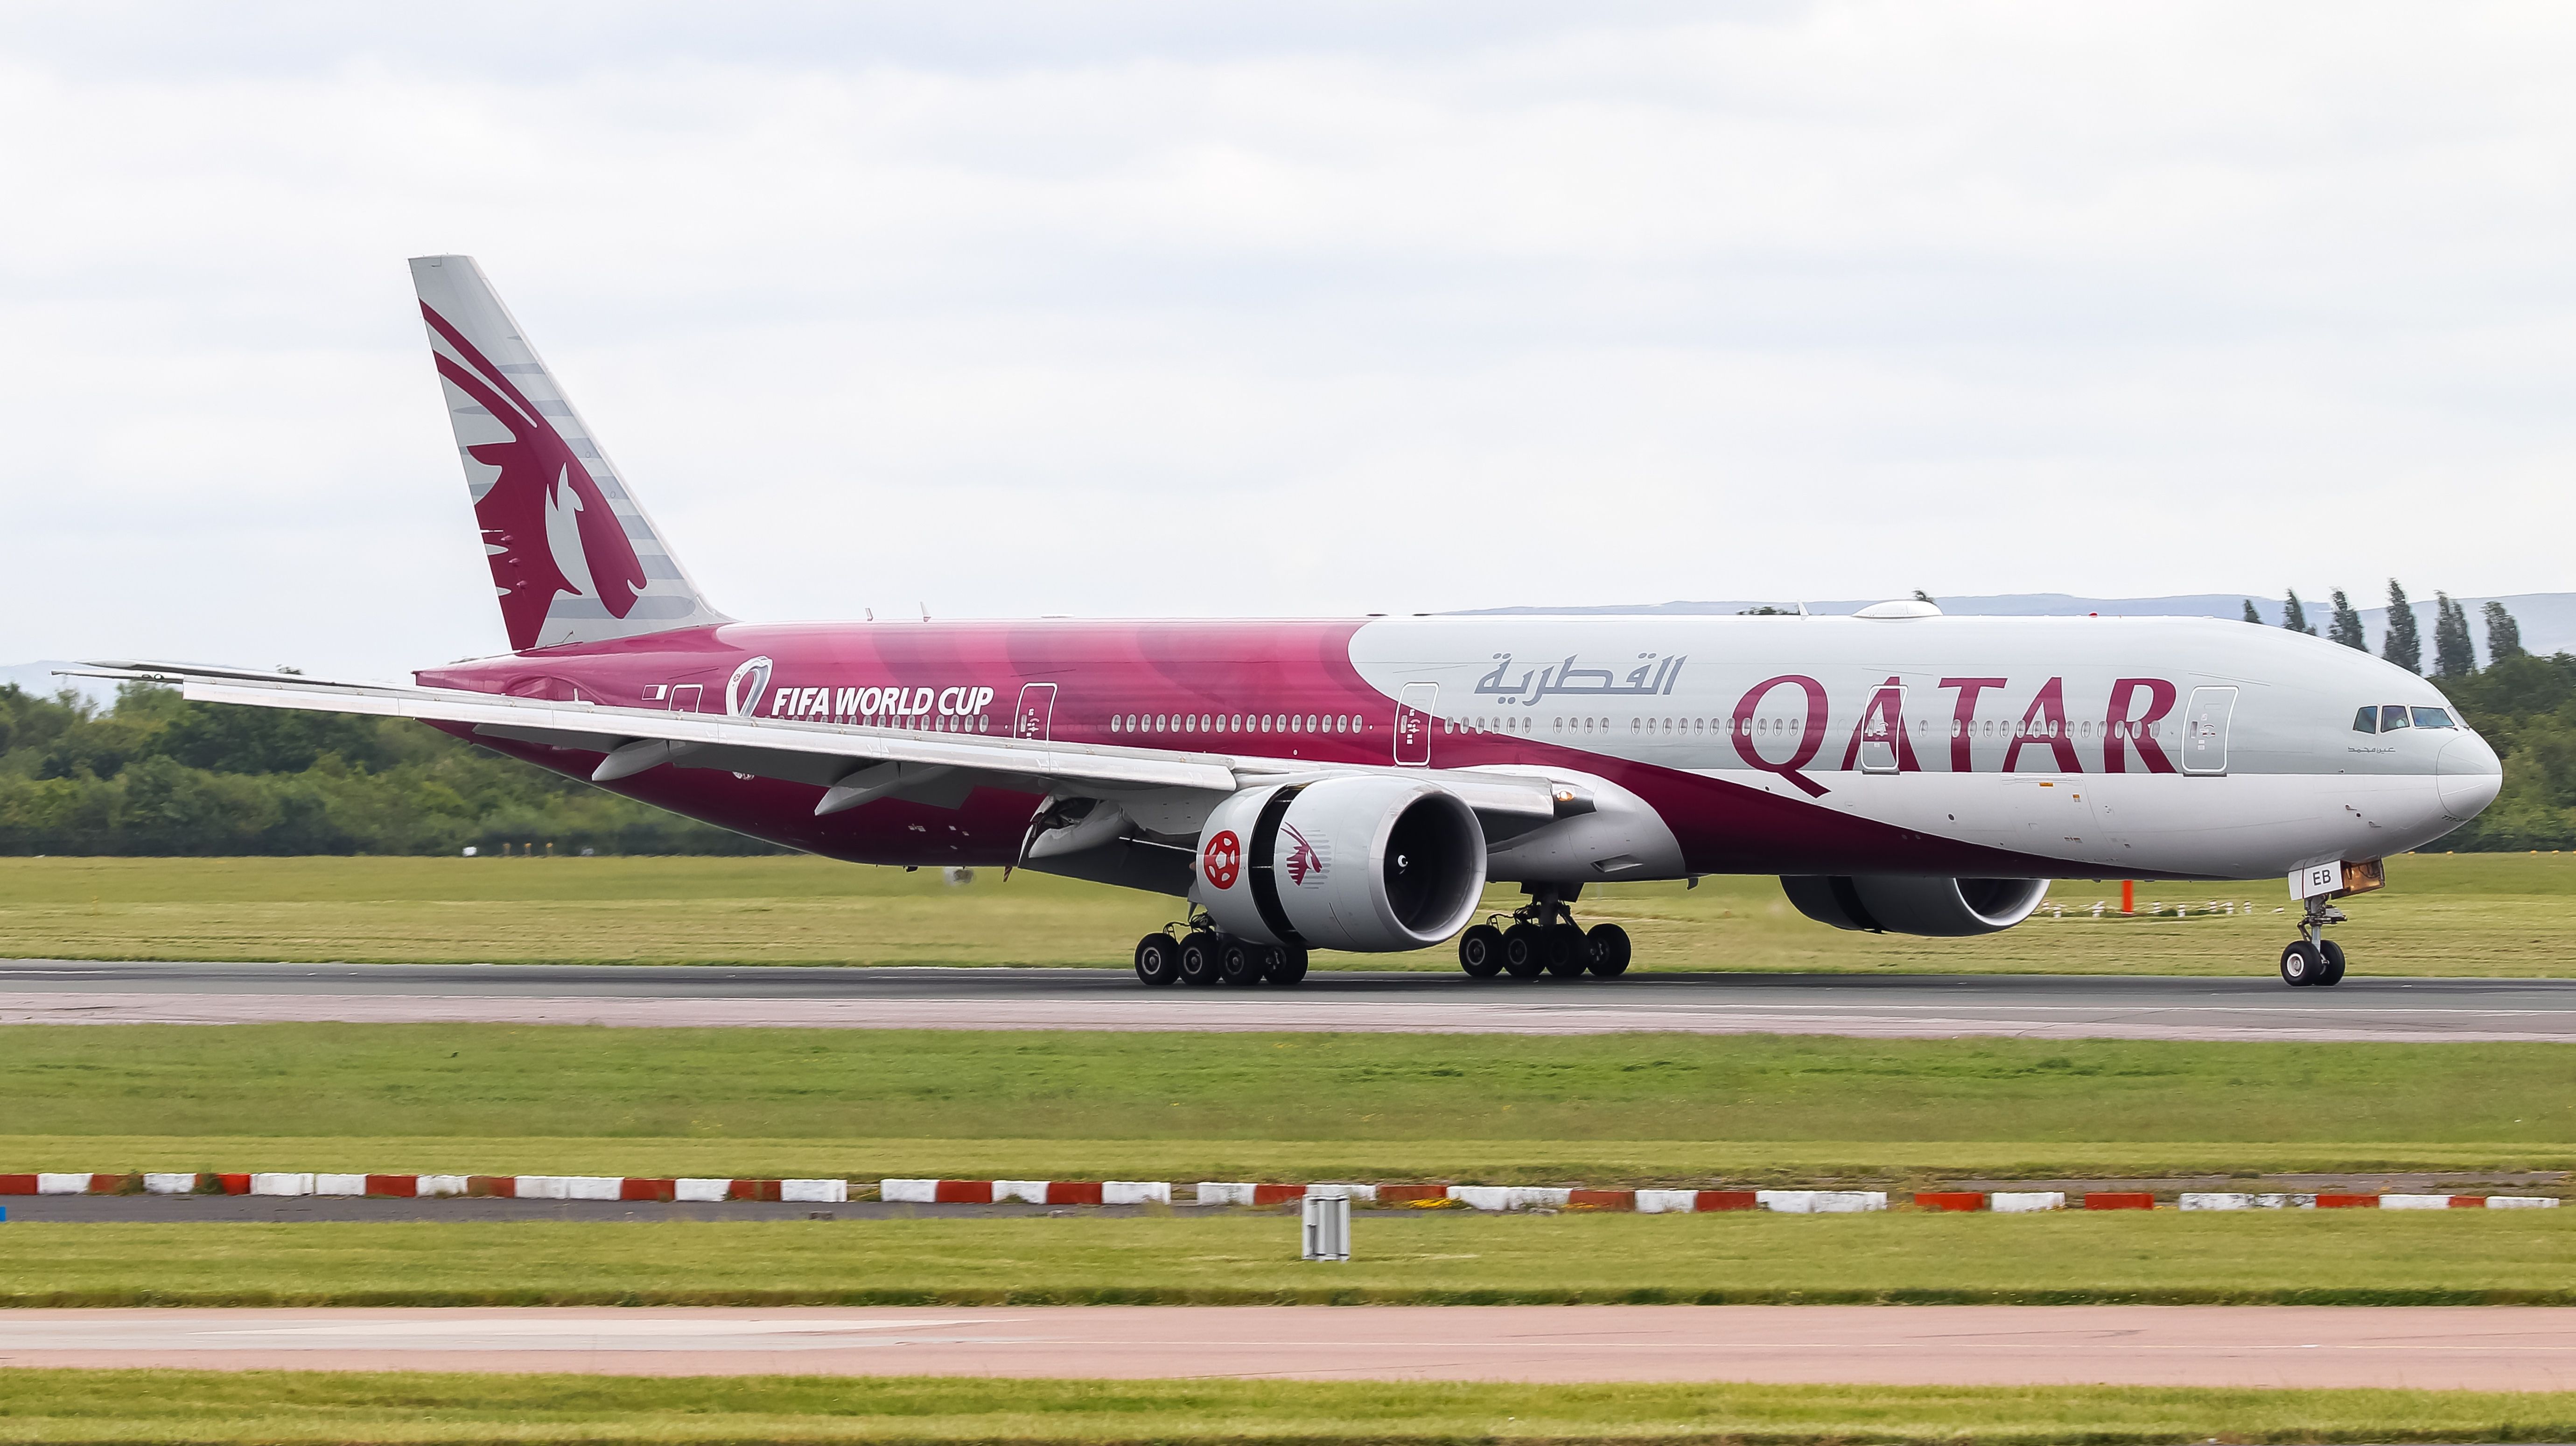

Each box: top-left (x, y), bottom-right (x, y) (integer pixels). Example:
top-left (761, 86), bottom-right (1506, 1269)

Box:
top-left (85, 257), bottom-right (2503, 990)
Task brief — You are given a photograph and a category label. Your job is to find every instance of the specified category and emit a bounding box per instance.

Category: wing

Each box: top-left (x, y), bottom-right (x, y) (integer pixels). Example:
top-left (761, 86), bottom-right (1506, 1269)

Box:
top-left (68, 663), bottom-right (1582, 872)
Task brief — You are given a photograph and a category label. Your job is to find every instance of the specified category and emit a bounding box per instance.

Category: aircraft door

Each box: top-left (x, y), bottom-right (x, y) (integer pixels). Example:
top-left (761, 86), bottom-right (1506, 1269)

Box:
top-left (1394, 683), bottom-right (1436, 767)
top-left (2181, 686), bottom-right (2237, 776)
top-left (668, 684), bottom-right (703, 713)
top-left (1013, 683), bottom-right (1057, 742)
top-left (1859, 686), bottom-right (1904, 774)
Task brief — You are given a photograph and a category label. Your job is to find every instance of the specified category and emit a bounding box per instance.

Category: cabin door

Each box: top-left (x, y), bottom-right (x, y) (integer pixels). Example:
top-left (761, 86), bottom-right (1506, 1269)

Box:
top-left (1013, 683), bottom-right (1057, 742)
top-left (2181, 686), bottom-right (2237, 776)
top-left (1394, 683), bottom-right (1437, 766)
top-left (1858, 686), bottom-right (1904, 774)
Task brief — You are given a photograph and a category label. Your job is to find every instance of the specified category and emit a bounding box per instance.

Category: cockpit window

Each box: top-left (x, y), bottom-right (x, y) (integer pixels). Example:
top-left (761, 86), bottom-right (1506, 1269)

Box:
top-left (2411, 706), bottom-right (2455, 729)
top-left (2353, 707), bottom-right (2378, 734)
top-left (2380, 705), bottom-right (2412, 732)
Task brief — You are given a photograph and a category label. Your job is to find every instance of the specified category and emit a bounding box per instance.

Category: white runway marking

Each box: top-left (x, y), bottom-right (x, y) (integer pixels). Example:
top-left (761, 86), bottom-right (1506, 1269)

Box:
top-left (6, 963), bottom-right (2575, 1041)
top-left (2, 1306), bottom-right (2572, 1387)
top-left (3, 989), bottom-right (2575, 1041)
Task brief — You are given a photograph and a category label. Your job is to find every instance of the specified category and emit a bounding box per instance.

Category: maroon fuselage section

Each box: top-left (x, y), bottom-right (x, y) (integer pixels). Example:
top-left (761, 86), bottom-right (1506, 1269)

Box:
top-left (422, 618), bottom-right (2094, 880)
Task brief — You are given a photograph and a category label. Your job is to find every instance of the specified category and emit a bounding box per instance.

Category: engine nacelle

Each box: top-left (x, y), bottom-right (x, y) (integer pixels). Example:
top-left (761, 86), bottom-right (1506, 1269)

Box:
top-left (1780, 875), bottom-right (2049, 937)
top-left (1193, 776), bottom-right (1486, 952)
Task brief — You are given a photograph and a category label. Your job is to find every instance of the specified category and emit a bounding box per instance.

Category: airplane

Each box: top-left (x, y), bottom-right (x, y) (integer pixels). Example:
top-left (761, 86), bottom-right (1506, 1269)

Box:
top-left (83, 256), bottom-right (2504, 991)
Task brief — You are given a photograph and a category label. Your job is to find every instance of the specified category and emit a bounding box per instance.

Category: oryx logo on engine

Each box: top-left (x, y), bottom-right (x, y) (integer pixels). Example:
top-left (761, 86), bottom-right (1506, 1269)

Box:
top-left (1282, 824), bottom-right (1327, 886)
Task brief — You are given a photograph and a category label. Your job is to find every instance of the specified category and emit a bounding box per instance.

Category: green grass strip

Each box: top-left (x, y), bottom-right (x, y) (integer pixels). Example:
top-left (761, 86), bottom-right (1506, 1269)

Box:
top-left (4, 1026), bottom-right (2573, 1159)
top-left (0, 1214), bottom-right (2569, 1308)
top-left (3, 1369), bottom-right (2576, 1444)
top-left (3, 851), bottom-right (2571, 975)
top-left (12, 1133), bottom-right (2565, 1184)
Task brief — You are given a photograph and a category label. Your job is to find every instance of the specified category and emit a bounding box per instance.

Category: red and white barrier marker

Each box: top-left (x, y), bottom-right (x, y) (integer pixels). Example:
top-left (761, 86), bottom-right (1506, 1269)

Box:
top-left (0, 1173), bottom-right (2560, 1214)
top-left (885, 1180), bottom-right (1172, 1206)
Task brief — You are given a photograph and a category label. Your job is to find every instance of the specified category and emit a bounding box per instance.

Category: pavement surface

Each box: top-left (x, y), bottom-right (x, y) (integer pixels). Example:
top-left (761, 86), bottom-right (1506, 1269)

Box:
top-left (5, 961), bottom-right (2576, 1041)
top-left (1, 1306), bottom-right (2570, 1387)
top-left (0, 1195), bottom-right (1149, 1222)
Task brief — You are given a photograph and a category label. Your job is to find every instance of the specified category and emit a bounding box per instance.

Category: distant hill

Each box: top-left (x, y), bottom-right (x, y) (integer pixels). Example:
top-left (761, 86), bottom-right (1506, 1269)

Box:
top-left (1456, 593), bottom-right (2576, 661)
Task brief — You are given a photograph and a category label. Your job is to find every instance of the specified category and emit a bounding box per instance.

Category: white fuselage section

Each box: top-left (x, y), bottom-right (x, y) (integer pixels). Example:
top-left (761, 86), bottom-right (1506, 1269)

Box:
top-left (1348, 613), bottom-right (2501, 881)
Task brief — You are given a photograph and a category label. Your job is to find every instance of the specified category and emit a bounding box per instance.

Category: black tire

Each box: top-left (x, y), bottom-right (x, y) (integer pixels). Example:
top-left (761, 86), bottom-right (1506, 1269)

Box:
top-left (2317, 938), bottom-right (2347, 986)
top-left (1265, 946), bottom-right (1309, 985)
top-left (1543, 923), bottom-right (1589, 978)
top-left (1218, 941), bottom-right (1266, 987)
top-left (1458, 924), bottom-right (1505, 978)
top-left (1585, 923), bottom-right (1632, 977)
top-left (1134, 933), bottom-right (1180, 987)
top-left (1177, 930), bottom-right (1223, 987)
top-left (1501, 923), bottom-right (1546, 978)
top-left (2279, 940), bottom-right (2322, 987)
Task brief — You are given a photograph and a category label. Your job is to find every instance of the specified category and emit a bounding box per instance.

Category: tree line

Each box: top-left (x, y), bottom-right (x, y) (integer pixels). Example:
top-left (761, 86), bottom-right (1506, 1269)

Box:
top-left (0, 681), bottom-right (782, 857)
top-left (2244, 581), bottom-right (2520, 678)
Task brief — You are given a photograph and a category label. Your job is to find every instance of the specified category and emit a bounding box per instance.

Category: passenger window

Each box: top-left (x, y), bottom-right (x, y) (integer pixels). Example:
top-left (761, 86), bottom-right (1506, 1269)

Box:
top-left (2352, 707), bottom-right (2376, 734)
top-left (2380, 706), bottom-right (2411, 731)
top-left (2412, 707), bottom-right (2454, 729)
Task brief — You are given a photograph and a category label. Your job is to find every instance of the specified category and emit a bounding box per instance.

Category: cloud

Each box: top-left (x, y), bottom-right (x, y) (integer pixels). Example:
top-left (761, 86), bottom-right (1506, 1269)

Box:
top-left (3, 2), bottom-right (2573, 674)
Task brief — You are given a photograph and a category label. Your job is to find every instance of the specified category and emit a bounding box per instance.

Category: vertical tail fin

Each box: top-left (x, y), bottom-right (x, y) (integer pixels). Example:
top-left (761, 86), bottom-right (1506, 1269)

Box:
top-left (410, 255), bottom-right (728, 652)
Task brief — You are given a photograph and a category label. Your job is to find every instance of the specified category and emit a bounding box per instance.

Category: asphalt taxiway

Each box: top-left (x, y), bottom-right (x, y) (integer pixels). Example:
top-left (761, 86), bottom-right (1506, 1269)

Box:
top-left (1, 1305), bottom-right (2569, 1387)
top-left (3, 961), bottom-right (2575, 1041)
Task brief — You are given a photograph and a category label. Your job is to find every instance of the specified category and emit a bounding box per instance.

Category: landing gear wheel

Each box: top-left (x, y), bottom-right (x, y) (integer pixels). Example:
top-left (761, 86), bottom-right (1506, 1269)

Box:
top-left (1217, 941), bottom-right (1266, 987)
top-left (1501, 922), bottom-right (1546, 978)
top-left (1542, 923), bottom-right (1589, 978)
top-left (1585, 923), bottom-right (1631, 977)
top-left (1134, 933), bottom-right (1179, 987)
top-left (2279, 940), bottom-right (2323, 987)
top-left (1177, 930), bottom-right (1222, 987)
top-left (2317, 938), bottom-right (2347, 986)
top-left (1458, 924), bottom-right (1505, 978)
top-left (1264, 946), bottom-right (1309, 985)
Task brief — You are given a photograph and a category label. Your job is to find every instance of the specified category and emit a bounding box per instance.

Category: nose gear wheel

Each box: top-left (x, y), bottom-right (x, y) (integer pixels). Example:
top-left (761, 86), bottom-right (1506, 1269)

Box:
top-left (2281, 896), bottom-right (2350, 987)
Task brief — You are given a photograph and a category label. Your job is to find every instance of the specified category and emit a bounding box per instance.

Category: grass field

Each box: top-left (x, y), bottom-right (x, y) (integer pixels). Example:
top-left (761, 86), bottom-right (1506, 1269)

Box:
top-left (0, 1212), bottom-right (2569, 1307)
top-left (7, 1370), bottom-right (2574, 1446)
top-left (3, 1026), bottom-right (2569, 1181)
top-left (0, 852), bottom-right (2569, 974)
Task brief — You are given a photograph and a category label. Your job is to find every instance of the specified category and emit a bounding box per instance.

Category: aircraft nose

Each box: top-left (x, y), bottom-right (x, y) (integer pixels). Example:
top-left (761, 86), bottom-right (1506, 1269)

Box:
top-left (2437, 731), bottom-right (2503, 821)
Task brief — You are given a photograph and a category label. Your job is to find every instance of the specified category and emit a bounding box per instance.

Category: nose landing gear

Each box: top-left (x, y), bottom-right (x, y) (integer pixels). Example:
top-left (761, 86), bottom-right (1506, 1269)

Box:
top-left (1457, 885), bottom-right (1632, 981)
top-left (2280, 898), bottom-right (2349, 987)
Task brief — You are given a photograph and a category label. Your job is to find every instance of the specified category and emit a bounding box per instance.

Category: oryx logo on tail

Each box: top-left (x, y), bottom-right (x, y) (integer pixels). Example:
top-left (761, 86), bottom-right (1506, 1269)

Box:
top-left (421, 303), bottom-right (646, 651)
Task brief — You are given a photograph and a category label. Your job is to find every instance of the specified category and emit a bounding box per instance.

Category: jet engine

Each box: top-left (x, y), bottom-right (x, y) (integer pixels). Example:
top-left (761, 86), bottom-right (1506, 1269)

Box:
top-left (1779, 875), bottom-right (2049, 937)
top-left (1193, 776), bottom-right (1486, 952)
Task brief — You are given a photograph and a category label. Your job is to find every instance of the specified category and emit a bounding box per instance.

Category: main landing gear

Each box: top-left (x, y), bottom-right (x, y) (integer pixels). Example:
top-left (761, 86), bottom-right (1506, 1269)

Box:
top-left (1134, 915), bottom-right (1309, 988)
top-left (2279, 896), bottom-right (2350, 988)
top-left (1456, 884), bottom-right (1630, 982)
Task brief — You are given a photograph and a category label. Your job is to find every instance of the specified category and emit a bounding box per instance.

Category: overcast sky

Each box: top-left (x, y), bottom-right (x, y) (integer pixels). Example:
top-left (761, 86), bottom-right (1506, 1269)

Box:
top-left (4, 2), bottom-right (2572, 677)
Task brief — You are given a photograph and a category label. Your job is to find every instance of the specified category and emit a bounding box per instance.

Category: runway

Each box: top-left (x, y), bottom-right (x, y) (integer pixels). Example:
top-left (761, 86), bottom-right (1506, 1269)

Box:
top-left (1, 1306), bottom-right (2570, 1387)
top-left (4, 961), bottom-right (2576, 1040)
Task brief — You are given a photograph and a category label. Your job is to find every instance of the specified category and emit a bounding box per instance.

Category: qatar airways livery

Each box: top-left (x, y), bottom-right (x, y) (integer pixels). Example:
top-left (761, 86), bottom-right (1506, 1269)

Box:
top-left (87, 257), bottom-right (2503, 990)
